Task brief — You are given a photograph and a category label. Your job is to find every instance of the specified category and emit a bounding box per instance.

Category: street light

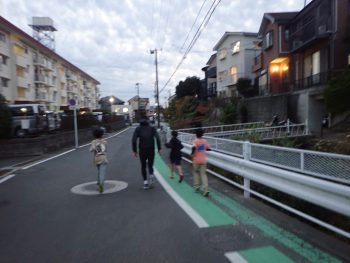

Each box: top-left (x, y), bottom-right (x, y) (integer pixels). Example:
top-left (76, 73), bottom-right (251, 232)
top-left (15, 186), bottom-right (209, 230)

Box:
top-left (109, 96), bottom-right (115, 117)
top-left (150, 49), bottom-right (160, 128)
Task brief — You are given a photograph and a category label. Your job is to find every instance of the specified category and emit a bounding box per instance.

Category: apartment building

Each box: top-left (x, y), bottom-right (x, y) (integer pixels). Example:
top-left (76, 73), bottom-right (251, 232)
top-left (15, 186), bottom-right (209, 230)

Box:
top-left (0, 16), bottom-right (100, 111)
top-left (213, 32), bottom-right (260, 98)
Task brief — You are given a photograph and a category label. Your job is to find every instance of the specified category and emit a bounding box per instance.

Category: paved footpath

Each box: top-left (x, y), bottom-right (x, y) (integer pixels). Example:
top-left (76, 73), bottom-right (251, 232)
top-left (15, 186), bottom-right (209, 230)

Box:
top-left (0, 127), bottom-right (349, 263)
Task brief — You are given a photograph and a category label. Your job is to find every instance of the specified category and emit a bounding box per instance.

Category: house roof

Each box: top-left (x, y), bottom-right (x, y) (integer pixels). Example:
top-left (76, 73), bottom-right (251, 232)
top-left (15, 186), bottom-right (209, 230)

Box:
top-left (257, 12), bottom-right (298, 38)
top-left (206, 53), bottom-right (216, 66)
top-left (0, 16), bottom-right (100, 84)
top-left (213, 32), bottom-right (258, 51)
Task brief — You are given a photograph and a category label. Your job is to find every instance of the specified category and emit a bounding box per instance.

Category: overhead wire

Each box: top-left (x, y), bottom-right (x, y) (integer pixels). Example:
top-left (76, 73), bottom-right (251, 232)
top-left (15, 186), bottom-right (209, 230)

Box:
top-left (159, 0), bottom-right (221, 95)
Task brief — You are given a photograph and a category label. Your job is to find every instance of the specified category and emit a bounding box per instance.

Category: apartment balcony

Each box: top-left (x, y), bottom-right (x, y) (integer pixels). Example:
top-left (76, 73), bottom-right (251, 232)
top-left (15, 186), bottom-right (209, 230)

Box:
top-left (290, 16), bottom-right (332, 52)
top-left (35, 92), bottom-right (50, 102)
top-left (0, 42), bottom-right (10, 57)
top-left (33, 57), bottom-right (47, 67)
top-left (206, 67), bottom-right (217, 78)
top-left (17, 76), bottom-right (27, 88)
top-left (34, 74), bottom-right (45, 84)
top-left (252, 54), bottom-right (262, 72)
top-left (66, 74), bottom-right (78, 82)
top-left (15, 55), bottom-right (27, 68)
top-left (290, 72), bottom-right (329, 91)
top-left (61, 89), bottom-right (67, 97)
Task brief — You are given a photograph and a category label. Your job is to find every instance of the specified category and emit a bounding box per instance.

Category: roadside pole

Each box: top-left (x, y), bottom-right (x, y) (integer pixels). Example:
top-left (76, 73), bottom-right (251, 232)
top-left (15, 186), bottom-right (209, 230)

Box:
top-left (69, 99), bottom-right (79, 148)
top-left (73, 107), bottom-right (78, 148)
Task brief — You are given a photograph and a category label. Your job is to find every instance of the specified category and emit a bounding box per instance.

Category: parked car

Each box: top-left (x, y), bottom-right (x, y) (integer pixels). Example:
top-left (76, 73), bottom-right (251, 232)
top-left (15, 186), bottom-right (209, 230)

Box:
top-left (9, 104), bottom-right (47, 137)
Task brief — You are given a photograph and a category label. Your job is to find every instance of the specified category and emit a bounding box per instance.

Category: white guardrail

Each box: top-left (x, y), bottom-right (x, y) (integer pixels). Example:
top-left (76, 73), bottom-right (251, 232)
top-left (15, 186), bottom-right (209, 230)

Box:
top-left (180, 142), bottom-right (350, 218)
top-left (163, 127), bottom-right (350, 238)
top-left (178, 133), bottom-right (350, 184)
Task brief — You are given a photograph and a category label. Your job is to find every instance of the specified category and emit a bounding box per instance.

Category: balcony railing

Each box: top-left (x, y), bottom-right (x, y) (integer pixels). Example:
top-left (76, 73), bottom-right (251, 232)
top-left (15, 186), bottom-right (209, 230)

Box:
top-left (291, 72), bottom-right (329, 91)
top-left (206, 67), bottom-right (216, 78)
top-left (289, 15), bottom-right (332, 52)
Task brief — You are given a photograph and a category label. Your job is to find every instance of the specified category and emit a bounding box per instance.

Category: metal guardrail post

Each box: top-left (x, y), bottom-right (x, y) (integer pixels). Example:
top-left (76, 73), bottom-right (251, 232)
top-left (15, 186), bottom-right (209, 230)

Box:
top-left (243, 141), bottom-right (251, 198)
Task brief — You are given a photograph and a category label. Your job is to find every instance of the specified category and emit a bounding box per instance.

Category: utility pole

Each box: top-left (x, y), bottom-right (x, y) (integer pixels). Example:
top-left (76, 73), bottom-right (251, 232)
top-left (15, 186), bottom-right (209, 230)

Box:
top-left (135, 82), bottom-right (140, 121)
top-left (150, 48), bottom-right (160, 129)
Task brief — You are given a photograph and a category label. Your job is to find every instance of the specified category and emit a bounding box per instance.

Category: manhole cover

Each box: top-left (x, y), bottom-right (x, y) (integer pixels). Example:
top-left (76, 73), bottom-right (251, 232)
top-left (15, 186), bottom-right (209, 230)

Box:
top-left (71, 180), bottom-right (128, 195)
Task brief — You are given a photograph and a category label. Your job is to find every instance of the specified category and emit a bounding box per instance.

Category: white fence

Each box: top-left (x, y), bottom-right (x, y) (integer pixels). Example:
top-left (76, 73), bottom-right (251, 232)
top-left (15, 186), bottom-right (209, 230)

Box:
top-left (178, 133), bottom-right (350, 184)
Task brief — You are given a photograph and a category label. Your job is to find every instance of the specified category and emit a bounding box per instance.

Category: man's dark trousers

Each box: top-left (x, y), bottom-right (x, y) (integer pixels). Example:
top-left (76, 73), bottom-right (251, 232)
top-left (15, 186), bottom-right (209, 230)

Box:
top-left (139, 148), bottom-right (155, 180)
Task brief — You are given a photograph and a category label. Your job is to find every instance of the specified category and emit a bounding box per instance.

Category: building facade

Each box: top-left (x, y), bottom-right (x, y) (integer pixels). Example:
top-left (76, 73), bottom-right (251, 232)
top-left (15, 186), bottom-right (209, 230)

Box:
top-left (0, 16), bottom-right (100, 111)
top-left (202, 53), bottom-right (217, 98)
top-left (213, 32), bottom-right (260, 98)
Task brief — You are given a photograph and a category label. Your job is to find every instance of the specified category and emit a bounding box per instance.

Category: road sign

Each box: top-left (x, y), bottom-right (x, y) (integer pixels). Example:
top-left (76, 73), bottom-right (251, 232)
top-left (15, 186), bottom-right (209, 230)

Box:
top-left (68, 99), bottom-right (76, 106)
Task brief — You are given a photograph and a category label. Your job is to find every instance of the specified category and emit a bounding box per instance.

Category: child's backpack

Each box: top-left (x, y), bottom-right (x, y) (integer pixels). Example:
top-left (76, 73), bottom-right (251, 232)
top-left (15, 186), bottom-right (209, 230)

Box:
top-left (95, 141), bottom-right (106, 155)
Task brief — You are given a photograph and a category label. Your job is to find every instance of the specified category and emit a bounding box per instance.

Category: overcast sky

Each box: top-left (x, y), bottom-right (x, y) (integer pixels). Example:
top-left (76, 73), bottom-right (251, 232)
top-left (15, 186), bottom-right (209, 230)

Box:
top-left (0, 0), bottom-right (309, 105)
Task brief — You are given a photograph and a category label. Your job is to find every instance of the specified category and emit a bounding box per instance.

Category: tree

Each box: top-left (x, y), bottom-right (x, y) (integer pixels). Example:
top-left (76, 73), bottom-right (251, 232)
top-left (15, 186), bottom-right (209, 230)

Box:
top-left (236, 78), bottom-right (258, 97)
top-left (324, 69), bottom-right (350, 114)
top-left (175, 76), bottom-right (201, 98)
top-left (221, 102), bottom-right (237, 124)
top-left (0, 94), bottom-right (12, 139)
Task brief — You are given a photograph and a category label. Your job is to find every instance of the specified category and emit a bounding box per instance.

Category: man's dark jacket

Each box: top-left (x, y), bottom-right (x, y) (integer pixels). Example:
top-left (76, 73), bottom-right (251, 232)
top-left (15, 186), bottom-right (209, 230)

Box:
top-left (132, 119), bottom-right (161, 153)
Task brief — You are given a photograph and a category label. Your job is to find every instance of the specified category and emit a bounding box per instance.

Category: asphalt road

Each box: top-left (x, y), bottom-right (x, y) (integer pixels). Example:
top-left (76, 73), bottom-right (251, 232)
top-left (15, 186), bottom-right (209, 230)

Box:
top-left (0, 127), bottom-right (349, 263)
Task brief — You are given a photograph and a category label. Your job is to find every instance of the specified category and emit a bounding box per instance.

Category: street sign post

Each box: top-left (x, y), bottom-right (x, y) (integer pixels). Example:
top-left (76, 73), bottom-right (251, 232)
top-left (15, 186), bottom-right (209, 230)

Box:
top-left (68, 99), bottom-right (79, 148)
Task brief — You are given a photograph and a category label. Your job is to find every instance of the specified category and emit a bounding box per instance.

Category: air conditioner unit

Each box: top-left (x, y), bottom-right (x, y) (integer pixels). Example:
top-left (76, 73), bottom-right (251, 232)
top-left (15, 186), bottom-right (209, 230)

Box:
top-left (318, 25), bottom-right (327, 34)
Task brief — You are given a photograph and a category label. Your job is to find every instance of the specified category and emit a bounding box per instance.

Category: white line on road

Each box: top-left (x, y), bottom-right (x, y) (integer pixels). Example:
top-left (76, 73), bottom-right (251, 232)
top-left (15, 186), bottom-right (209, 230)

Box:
top-left (22, 149), bottom-right (76, 170)
top-left (154, 169), bottom-right (209, 228)
top-left (224, 252), bottom-right (248, 263)
top-left (0, 174), bottom-right (16, 184)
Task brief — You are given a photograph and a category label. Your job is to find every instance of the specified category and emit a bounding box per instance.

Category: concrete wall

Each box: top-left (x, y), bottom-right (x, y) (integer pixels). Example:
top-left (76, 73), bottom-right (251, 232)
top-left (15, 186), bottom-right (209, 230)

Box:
top-left (239, 94), bottom-right (288, 123)
top-left (0, 121), bottom-right (126, 157)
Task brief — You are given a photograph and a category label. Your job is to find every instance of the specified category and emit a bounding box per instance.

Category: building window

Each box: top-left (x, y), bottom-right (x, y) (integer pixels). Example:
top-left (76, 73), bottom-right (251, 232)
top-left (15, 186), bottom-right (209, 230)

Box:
top-left (1, 77), bottom-right (9, 87)
top-left (348, 53), bottom-right (350, 65)
top-left (0, 54), bottom-right (7, 65)
top-left (264, 31), bottom-right (273, 50)
top-left (0, 32), bottom-right (6, 42)
top-left (231, 41), bottom-right (240, 54)
top-left (218, 70), bottom-right (228, 82)
top-left (218, 48), bottom-right (227, 60)
top-left (230, 66), bottom-right (238, 83)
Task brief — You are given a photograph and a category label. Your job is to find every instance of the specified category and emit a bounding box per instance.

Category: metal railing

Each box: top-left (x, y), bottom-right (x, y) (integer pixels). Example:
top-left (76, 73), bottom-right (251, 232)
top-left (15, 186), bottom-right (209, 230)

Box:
top-left (205, 123), bottom-right (308, 141)
top-left (177, 132), bottom-right (350, 184)
top-left (177, 122), bottom-right (264, 134)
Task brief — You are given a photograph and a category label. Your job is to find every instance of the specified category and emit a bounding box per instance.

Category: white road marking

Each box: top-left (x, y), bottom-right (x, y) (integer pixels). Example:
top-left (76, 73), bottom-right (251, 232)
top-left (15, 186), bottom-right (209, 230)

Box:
top-left (22, 128), bottom-right (131, 170)
top-left (224, 252), bottom-right (248, 263)
top-left (22, 149), bottom-right (76, 170)
top-left (79, 127), bottom-right (131, 148)
top-left (154, 169), bottom-right (209, 228)
top-left (0, 174), bottom-right (16, 184)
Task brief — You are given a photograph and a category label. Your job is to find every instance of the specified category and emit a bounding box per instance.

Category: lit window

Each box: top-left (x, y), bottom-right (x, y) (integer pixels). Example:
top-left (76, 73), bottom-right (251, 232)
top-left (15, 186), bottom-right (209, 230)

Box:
top-left (348, 54), bottom-right (350, 65)
top-left (231, 41), bottom-right (240, 54)
top-left (230, 66), bottom-right (237, 83)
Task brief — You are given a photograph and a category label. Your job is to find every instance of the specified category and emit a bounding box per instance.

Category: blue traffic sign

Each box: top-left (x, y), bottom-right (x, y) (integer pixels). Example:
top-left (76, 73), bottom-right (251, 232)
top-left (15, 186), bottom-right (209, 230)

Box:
top-left (68, 99), bottom-right (76, 106)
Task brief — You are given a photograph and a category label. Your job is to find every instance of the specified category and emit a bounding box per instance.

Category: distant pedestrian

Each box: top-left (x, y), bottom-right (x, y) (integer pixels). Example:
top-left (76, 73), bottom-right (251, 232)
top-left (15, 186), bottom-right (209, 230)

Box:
top-left (191, 128), bottom-right (211, 197)
top-left (89, 127), bottom-right (108, 193)
top-left (132, 116), bottom-right (161, 189)
top-left (165, 130), bottom-right (184, 182)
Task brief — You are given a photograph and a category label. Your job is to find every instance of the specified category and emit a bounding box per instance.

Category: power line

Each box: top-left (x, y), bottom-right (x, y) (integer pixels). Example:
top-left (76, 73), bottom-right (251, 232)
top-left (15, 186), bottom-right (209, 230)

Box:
top-left (178, 0), bottom-right (208, 52)
top-left (159, 0), bottom-right (221, 94)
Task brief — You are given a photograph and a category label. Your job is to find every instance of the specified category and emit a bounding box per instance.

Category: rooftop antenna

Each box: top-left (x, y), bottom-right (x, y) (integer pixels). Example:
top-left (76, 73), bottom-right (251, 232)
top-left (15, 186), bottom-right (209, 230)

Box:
top-left (29, 17), bottom-right (57, 51)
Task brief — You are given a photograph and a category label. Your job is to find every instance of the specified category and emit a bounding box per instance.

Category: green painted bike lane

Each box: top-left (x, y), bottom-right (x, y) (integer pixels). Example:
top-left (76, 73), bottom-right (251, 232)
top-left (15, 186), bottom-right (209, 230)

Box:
top-left (154, 154), bottom-right (341, 263)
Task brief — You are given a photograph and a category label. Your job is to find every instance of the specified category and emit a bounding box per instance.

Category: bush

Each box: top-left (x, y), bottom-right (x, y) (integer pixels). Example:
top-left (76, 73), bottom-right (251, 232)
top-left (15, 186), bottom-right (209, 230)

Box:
top-left (0, 94), bottom-right (11, 139)
top-left (324, 69), bottom-right (350, 114)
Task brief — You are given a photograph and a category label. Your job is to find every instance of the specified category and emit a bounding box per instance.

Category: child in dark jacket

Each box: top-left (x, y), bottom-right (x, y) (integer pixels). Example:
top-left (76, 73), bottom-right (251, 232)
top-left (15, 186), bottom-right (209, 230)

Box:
top-left (165, 130), bottom-right (184, 182)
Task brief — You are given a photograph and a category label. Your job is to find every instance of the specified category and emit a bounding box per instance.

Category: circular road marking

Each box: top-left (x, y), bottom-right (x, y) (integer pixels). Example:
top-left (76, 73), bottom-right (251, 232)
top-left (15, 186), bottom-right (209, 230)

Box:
top-left (71, 180), bottom-right (128, 196)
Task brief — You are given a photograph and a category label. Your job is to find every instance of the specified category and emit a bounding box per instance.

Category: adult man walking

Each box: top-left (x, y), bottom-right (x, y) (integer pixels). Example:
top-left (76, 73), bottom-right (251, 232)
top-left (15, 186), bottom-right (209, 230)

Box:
top-left (132, 116), bottom-right (161, 189)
